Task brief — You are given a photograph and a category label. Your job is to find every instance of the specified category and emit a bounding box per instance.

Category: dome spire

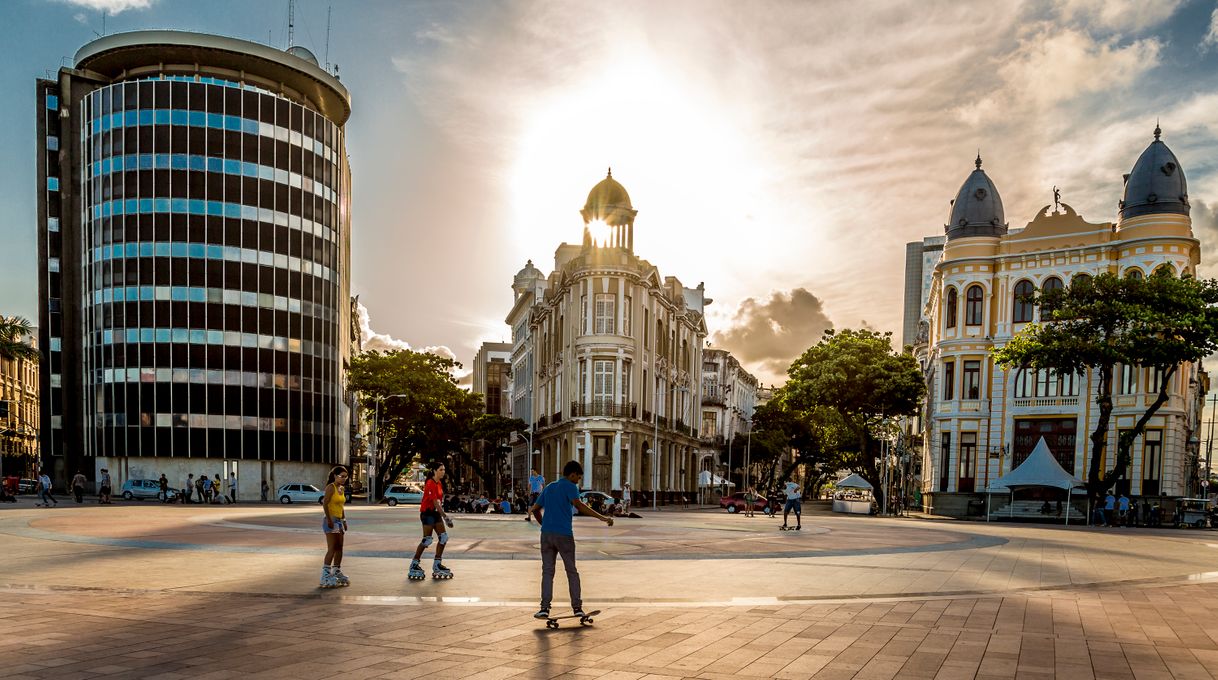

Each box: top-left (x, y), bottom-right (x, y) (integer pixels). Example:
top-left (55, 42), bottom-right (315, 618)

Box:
top-left (975, 150), bottom-right (982, 169)
top-left (1153, 120), bottom-right (1161, 141)
top-left (606, 166), bottom-right (612, 178)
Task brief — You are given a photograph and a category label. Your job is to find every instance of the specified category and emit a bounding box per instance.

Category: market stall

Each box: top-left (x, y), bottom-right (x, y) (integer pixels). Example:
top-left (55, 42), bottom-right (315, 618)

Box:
top-left (832, 473), bottom-right (874, 514)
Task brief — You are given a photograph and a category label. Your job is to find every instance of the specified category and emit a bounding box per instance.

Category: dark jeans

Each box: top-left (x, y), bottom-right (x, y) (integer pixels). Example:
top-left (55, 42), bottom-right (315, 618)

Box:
top-left (73, 486), bottom-right (84, 503)
top-left (39, 489), bottom-right (57, 505)
top-left (540, 531), bottom-right (581, 611)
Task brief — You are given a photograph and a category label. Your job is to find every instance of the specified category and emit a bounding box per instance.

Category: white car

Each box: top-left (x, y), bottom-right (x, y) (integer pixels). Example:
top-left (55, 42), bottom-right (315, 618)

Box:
top-left (383, 484), bottom-right (424, 506)
top-left (277, 483), bottom-right (324, 504)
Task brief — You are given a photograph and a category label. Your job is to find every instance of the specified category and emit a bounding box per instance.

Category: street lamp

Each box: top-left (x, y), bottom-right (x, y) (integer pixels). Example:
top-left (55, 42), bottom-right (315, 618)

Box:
top-left (370, 393), bottom-right (409, 505)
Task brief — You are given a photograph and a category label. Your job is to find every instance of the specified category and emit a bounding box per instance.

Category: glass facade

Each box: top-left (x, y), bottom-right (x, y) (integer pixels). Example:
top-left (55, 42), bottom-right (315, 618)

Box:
top-left (79, 76), bottom-right (348, 462)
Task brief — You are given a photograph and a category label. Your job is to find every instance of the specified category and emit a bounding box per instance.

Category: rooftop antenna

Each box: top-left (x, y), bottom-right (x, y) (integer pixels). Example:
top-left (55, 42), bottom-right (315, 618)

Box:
top-left (324, 5), bottom-right (332, 71)
top-left (287, 0), bottom-right (295, 48)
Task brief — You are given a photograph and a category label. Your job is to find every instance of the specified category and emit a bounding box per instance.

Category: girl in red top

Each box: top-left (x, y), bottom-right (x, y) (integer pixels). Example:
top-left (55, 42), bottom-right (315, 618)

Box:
top-left (408, 463), bottom-right (453, 580)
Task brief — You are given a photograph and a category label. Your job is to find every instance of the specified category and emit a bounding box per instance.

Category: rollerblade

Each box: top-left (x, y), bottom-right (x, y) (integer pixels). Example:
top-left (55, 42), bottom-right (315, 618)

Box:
top-left (432, 562), bottom-right (453, 580)
top-left (332, 567), bottom-right (350, 587)
top-left (319, 566), bottom-right (338, 589)
top-left (408, 560), bottom-right (426, 581)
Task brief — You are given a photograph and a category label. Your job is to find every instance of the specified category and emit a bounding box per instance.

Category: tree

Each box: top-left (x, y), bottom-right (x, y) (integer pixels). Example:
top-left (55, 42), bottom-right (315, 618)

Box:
top-left (993, 272), bottom-right (1218, 497)
top-left (470, 413), bottom-right (528, 494)
top-left (347, 350), bottom-right (484, 499)
top-left (0, 316), bottom-right (39, 363)
top-left (781, 329), bottom-right (925, 508)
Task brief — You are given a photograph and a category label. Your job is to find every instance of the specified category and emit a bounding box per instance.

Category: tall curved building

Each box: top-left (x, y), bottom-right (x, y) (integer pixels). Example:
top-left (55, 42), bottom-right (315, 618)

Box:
top-left (36, 31), bottom-right (354, 492)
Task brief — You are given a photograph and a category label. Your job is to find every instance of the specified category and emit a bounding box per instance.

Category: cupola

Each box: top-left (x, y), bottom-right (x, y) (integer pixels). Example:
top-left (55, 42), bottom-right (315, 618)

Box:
top-left (1119, 124), bottom-right (1189, 220)
top-left (945, 154), bottom-right (1007, 240)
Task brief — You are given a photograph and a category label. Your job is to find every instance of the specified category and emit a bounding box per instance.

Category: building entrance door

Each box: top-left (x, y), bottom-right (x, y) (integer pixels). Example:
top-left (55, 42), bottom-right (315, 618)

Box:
top-left (1013, 418), bottom-right (1078, 502)
top-left (592, 435), bottom-right (612, 491)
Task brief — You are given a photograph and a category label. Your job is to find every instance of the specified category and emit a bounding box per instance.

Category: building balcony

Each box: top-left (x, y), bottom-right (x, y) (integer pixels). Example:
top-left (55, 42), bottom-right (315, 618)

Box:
top-left (570, 401), bottom-right (638, 419)
top-left (700, 434), bottom-right (724, 446)
top-left (958, 399), bottom-right (987, 413)
top-left (1012, 396), bottom-right (1080, 408)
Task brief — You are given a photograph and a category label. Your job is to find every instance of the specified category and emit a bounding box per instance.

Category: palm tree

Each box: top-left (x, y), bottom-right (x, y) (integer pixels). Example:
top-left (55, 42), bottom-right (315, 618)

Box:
top-left (0, 316), bottom-right (40, 363)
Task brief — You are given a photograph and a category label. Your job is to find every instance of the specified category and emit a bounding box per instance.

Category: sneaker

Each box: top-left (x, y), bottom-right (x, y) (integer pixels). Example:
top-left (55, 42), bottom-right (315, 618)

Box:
top-left (573, 608), bottom-right (586, 618)
top-left (534, 608), bottom-right (551, 619)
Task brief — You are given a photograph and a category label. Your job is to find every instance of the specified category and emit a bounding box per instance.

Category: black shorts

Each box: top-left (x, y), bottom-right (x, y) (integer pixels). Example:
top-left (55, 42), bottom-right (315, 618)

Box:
top-left (99, 486), bottom-right (111, 495)
top-left (421, 510), bottom-right (442, 527)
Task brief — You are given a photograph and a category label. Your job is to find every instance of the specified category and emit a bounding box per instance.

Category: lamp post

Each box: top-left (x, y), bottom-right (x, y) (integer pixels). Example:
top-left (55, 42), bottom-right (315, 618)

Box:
top-left (370, 393), bottom-right (409, 505)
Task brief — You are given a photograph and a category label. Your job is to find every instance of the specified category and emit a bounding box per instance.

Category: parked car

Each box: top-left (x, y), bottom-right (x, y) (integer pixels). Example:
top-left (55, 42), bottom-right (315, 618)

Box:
top-left (121, 479), bottom-right (177, 501)
top-left (277, 483), bottom-right (325, 504)
top-left (573, 491), bottom-right (618, 515)
top-left (383, 484), bottom-right (424, 506)
top-left (720, 491), bottom-right (771, 514)
top-left (18, 478), bottom-right (37, 494)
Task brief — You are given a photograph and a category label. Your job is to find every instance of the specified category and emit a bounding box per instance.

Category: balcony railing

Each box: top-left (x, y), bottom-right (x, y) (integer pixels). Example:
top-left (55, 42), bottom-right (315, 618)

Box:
top-left (1012, 396), bottom-right (1080, 408)
top-left (570, 401), bottom-right (638, 418)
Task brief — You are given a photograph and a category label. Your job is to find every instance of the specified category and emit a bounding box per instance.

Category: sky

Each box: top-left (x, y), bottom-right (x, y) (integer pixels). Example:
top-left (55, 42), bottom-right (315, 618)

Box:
top-left (2, 0), bottom-right (1218, 387)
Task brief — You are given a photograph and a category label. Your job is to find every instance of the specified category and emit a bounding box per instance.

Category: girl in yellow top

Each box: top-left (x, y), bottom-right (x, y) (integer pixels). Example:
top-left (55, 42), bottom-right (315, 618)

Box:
top-left (321, 466), bottom-right (350, 588)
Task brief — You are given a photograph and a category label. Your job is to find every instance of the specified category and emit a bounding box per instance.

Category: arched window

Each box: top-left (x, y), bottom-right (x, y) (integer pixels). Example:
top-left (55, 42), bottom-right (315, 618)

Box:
top-left (965, 285), bottom-right (984, 326)
top-left (1071, 273), bottom-right (1092, 288)
top-left (1125, 268), bottom-right (1143, 280)
top-left (945, 287), bottom-right (958, 329)
top-left (1041, 277), bottom-right (1063, 293)
top-left (1152, 264), bottom-right (1175, 278)
top-left (1012, 280), bottom-right (1035, 323)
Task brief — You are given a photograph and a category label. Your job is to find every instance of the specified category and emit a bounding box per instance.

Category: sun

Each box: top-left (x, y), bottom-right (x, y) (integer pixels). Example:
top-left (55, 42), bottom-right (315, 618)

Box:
top-left (586, 218), bottom-right (612, 247)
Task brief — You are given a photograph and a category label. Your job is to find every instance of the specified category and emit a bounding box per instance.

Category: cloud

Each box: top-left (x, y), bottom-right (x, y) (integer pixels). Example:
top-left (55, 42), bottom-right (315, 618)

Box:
top-left (1203, 7), bottom-right (1218, 52)
top-left (355, 302), bottom-right (471, 382)
top-left (710, 288), bottom-right (834, 384)
top-left (54, 0), bottom-right (154, 14)
top-left (1055, 0), bottom-right (1185, 33)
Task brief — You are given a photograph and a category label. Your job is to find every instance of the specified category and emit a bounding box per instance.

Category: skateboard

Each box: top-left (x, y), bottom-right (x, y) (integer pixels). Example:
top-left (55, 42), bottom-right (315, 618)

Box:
top-left (543, 609), bottom-right (600, 629)
top-left (779, 525), bottom-right (801, 531)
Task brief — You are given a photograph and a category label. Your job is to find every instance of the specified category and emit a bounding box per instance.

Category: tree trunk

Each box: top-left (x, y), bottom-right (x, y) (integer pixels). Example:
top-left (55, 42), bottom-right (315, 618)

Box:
top-left (859, 428), bottom-right (883, 510)
top-left (1110, 364), bottom-right (1177, 484)
top-left (1087, 364), bottom-right (1114, 500)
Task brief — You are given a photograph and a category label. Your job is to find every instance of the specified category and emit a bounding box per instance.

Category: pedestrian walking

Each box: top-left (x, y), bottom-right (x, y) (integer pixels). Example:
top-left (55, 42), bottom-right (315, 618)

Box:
top-left (201, 475), bottom-right (213, 503)
top-left (781, 480), bottom-right (802, 530)
top-left (622, 483), bottom-right (631, 512)
top-left (98, 468), bottom-right (112, 504)
top-left (529, 468), bottom-right (544, 506)
top-left (527, 460), bottom-right (613, 621)
top-left (213, 475), bottom-right (225, 504)
top-left (158, 474), bottom-right (170, 503)
top-left (319, 466), bottom-right (350, 588)
top-left (35, 470), bottom-right (57, 507)
top-left (1118, 493), bottom-right (1131, 527)
top-left (261, 479), bottom-right (269, 502)
top-left (183, 473), bottom-right (194, 504)
top-left (407, 464), bottom-right (453, 581)
top-left (71, 470), bottom-right (87, 503)
top-left (1104, 492), bottom-right (1116, 526)
top-left (227, 472), bottom-right (238, 504)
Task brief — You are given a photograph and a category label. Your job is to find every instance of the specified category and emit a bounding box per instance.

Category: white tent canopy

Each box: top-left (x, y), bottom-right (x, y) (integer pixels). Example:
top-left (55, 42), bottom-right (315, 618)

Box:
top-left (987, 437), bottom-right (1086, 492)
top-left (835, 473), bottom-right (873, 490)
top-left (698, 470), bottom-right (735, 487)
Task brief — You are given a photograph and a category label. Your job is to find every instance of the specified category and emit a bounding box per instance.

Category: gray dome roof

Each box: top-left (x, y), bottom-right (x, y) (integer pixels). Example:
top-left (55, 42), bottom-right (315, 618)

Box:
top-left (1120, 125), bottom-right (1189, 220)
top-left (945, 155), bottom-right (1007, 240)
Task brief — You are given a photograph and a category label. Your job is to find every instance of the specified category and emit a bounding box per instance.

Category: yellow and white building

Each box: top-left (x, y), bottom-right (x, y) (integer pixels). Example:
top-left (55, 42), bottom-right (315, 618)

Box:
top-left (908, 128), bottom-right (1206, 517)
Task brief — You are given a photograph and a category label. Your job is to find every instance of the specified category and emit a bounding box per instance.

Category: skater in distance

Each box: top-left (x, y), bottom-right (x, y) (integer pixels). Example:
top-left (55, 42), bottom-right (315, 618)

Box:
top-left (781, 479), bottom-right (802, 531)
top-left (527, 460), bottom-right (614, 622)
top-left (320, 465), bottom-right (350, 588)
top-left (409, 463), bottom-right (455, 580)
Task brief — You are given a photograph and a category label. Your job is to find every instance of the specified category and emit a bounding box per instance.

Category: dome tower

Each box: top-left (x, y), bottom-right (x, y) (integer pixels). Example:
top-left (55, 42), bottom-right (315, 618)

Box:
top-left (1119, 124), bottom-right (1189, 221)
top-left (580, 169), bottom-right (638, 251)
top-left (945, 154), bottom-right (1007, 240)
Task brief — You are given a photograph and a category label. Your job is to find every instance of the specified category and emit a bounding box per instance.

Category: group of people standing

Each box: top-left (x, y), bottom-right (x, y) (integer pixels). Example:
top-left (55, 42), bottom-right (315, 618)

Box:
top-left (178, 472), bottom-right (238, 504)
top-left (1095, 492), bottom-right (1163, 527)
top-left (315, 459), bottom-right (617, 623)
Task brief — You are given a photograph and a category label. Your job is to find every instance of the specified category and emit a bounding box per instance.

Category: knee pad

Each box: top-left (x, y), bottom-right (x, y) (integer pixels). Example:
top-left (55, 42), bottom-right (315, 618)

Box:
top-left (419, 535), bottom-right (434, 548)
top-left (438, 533), bottom-right (449, 545)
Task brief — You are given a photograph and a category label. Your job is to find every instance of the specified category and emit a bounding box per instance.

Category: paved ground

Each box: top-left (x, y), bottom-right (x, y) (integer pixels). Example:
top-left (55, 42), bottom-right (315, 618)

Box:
top-left (2, 497), bottom-right (1217, 678)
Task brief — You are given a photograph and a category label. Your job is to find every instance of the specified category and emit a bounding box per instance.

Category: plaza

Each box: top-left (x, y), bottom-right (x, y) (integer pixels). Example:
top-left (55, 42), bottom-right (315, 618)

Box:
top-left (2, 500), bottom-right (1217, 679)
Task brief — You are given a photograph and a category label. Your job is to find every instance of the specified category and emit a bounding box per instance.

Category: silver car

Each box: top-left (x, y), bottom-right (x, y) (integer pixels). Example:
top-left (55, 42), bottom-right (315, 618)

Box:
top-left (121, 479), bottom-right (177, 501)
top-left (383, 484), bottom-right (424, 506)
top-left (276, 483), bottom-right (324, 504)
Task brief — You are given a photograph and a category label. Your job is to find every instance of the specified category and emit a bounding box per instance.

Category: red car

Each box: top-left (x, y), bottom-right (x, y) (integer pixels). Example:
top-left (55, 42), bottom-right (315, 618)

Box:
top-left (720, 491), bottom-right (772, 514)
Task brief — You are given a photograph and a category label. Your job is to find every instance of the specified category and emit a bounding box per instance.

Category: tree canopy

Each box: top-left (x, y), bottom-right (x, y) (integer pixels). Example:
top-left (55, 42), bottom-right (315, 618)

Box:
top-left (993, 271), bottom-right (1218, 496)
top-left (0, 316), bottom-right (39, 363)
top-left (347, 349), bottom-right (484, 498)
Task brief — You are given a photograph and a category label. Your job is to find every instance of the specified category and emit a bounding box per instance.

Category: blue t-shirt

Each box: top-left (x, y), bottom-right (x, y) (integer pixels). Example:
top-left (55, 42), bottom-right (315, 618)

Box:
top-left (538, 478), bottom-right (580, 536)
top-left (530, 474), bottom-right (544, 494)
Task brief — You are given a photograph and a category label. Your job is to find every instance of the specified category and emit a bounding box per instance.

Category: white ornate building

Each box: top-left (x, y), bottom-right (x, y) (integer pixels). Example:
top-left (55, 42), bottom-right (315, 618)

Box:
top-left (505, 172), bottom-right (709, 495)
top-left (909, 129), bottom-right (1207, 517)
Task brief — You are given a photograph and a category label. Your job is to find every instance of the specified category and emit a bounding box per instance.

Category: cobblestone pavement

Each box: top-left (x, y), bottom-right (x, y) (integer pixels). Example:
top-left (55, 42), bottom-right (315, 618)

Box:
top-left (2, 500), bottom-right (1217, 678)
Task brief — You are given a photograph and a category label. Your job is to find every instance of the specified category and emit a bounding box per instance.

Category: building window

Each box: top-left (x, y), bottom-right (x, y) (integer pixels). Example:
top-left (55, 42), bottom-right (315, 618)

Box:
top-left (46, 94), bottom-right (58, 110)
top-left (1153, 264), bottom-right (1175, 278)
top-left (48, 217), bottom-right (59, 232)
top-left (1125, 268), bottom-right (1143, 280)
top-left (1041, 277), bottom-right (1063, 293)
top-left (1118, 364), bottom-right (1138, 395)
top-left (945, 287), bottom-right (958, 329)
top-left (702, 411), bottom-right (716, 438)
top-left (943, 360), bottom-right (955, 400)
top-left (49, 338), bottom-right (61, 352)
top-left (623, 296), bottom-right (632, 336)
top-left (47, 177), bottom-right (59, 191)
top-left (1148, 366), bottom-right (1166, 393)
top-left (1142, 429), bottom-right (1162, 495)
top-left (1012, 280), bottom-right (1034, 324)
top-left (965, 285), bottom-right (984, 326)
top-left (581, 295), bottom-right (588, 334)
top-left (48, 257), bottom-right (60, 272)
top-left (47, 136), bottom-right (59, 151)
top-left (593, 360), bottom-right (614, 406)
top-left (962, 360), bottom-right (981, 399)
top-left (939, 431), bottom-right (951, 492)
top-left (959, 432), bottom-right (976, 493)
top-left (594, 294), bottom-right (615, 334)
top-left (622, 361), bottom-right (631, 403)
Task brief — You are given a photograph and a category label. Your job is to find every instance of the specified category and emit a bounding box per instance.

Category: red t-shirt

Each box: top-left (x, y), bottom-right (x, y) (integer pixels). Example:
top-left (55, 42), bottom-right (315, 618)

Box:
top-left (421, 479), bottom-right (443, 513)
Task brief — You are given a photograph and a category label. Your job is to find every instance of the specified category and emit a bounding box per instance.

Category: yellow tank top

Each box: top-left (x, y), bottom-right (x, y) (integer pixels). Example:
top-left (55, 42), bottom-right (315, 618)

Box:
top-left (326, 485), bottom-right (346, 519)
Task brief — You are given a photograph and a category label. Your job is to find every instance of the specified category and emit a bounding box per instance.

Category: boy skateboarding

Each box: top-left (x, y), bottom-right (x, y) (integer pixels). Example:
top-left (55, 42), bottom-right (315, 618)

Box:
top-left (781, 479), bottom-right (802, 530)
top-left (527, 460), bottom-right (613, 621)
